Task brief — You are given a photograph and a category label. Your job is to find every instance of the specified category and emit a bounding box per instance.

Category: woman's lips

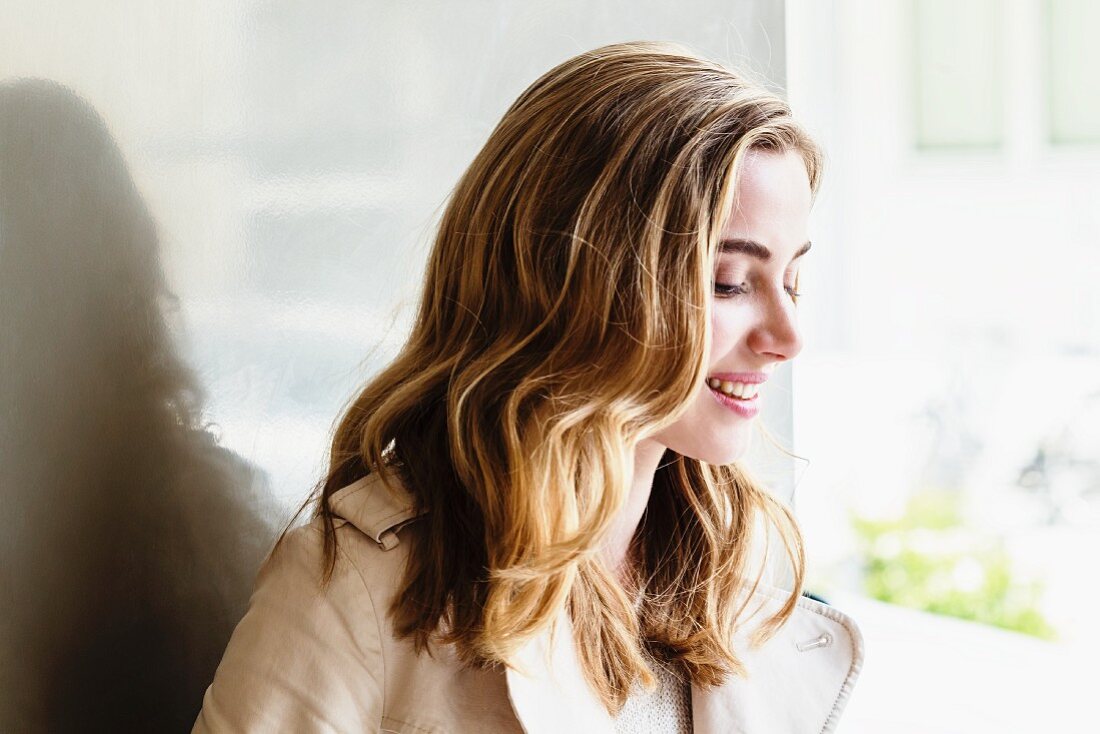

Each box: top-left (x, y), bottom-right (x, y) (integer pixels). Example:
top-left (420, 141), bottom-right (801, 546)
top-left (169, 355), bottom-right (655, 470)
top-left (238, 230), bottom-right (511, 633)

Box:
top-left (707, 385), bottom-right (760, 418)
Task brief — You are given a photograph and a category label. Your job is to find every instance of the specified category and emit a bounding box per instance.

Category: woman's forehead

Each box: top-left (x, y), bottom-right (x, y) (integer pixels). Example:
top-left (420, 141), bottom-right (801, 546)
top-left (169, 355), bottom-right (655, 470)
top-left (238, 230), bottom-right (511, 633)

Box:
top-left (718, 150), bottom-right (812, 257)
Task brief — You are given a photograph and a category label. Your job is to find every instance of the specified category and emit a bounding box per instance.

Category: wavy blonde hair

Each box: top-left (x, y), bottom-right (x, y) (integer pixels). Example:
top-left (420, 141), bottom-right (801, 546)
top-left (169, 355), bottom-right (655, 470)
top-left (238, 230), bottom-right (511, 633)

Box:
top-left (307, 40), bottom-right (822, 714)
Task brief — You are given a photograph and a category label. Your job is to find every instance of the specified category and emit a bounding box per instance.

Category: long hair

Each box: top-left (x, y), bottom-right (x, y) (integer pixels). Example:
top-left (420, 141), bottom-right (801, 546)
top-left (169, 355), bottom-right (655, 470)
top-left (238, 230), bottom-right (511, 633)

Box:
top-left (302, 40), bottom-right (822, 714)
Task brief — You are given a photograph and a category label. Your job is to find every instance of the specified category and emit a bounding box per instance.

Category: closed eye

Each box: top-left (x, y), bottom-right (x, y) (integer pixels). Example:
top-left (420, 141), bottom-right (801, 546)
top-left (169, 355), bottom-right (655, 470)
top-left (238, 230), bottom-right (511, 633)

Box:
top-left (713, 282), bottom-right (748, 296)
top-left (714, 281), bottom-right (802, 301)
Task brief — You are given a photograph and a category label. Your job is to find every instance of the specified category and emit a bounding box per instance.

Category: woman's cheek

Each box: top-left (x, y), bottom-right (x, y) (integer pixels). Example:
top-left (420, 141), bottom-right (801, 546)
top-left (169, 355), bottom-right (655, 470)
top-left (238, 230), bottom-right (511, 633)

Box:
top-left (711, 306), bottom-right (746, 354)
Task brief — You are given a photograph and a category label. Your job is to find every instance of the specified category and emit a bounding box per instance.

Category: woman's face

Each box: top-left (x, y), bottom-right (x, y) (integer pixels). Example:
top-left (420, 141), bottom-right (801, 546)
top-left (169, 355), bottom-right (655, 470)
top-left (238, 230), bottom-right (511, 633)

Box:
top-left (651, 147), bottom-right (812, 465)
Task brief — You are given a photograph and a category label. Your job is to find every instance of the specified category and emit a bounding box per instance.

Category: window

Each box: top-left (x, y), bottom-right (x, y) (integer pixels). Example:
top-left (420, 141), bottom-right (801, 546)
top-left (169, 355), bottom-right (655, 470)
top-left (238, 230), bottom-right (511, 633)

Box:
top-left (913, 0), bottom-right (1004, 150)
top-left (1046, 0), bottom-right (1100, 144)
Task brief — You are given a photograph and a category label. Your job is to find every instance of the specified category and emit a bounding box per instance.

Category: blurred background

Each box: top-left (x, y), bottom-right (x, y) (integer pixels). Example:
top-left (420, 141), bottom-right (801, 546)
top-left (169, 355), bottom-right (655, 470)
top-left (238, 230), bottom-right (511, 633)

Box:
top-left (0, 1), bottom-right (1094, 731)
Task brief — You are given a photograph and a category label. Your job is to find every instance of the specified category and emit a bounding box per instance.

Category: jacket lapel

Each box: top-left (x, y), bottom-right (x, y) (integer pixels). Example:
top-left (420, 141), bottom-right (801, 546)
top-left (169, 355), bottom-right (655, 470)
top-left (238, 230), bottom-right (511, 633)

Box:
top-left (504, 604), bottom-right (617, 734)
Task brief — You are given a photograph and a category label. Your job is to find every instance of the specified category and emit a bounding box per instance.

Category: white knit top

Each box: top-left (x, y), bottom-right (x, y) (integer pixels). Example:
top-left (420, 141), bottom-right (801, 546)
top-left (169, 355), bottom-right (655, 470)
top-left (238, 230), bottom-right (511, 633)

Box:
top-left (611, 648), bottom-right (693, 734)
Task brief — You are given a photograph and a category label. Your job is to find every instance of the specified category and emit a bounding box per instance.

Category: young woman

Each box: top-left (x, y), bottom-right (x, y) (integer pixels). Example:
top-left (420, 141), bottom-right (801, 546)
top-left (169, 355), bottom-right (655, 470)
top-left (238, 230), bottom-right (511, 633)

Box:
top-left (193, 41), bottom-right (865, 733)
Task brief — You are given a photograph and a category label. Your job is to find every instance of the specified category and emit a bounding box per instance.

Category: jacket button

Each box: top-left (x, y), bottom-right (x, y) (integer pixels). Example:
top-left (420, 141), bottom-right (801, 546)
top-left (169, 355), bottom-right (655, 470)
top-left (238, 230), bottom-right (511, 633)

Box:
top-left (796, 632), bottom-right (832, 652)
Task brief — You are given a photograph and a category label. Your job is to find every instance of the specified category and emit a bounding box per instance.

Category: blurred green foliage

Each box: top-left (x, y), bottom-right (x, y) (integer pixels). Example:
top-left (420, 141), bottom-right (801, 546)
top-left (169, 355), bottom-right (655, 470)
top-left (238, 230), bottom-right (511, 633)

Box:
top-left (851, 488), bottom-right (1057, 640)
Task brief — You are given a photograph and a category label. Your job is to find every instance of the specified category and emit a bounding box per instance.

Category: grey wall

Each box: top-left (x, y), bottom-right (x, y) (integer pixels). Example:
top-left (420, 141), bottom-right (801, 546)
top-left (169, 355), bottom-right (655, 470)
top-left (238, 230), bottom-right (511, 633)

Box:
top-left (0, 1), bottom-right (788, 729)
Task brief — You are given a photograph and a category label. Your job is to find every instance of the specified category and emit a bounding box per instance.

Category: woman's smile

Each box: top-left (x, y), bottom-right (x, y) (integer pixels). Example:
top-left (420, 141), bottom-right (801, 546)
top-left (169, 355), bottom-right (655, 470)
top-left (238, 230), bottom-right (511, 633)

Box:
top-left (706, 379), bottom-right (761, 418)
top-left (705, 371), bottom-right (768, 418)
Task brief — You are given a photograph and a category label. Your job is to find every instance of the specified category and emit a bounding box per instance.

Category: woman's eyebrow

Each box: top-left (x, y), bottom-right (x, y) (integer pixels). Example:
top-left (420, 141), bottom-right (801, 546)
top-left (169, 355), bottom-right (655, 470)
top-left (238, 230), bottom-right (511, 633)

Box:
top-left (719, 238), bottom-right (812, 263)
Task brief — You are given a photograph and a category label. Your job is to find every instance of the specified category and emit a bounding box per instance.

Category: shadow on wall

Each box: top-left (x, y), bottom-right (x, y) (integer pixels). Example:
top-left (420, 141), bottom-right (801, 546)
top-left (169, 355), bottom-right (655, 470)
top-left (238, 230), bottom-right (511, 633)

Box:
top-left (0, 79), bottom-right (280, 732)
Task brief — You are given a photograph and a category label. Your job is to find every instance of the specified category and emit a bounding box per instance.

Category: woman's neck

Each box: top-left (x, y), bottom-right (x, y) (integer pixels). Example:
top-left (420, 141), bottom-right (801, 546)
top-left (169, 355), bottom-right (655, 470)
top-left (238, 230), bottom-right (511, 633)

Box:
top-left (599, 438), bottom-right (666, 583)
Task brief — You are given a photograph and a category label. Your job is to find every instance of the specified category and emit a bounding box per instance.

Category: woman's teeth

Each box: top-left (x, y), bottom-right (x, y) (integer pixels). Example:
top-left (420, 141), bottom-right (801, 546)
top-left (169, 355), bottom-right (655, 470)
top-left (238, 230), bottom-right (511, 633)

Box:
top-left (706, 378), bottom-right (759, 399)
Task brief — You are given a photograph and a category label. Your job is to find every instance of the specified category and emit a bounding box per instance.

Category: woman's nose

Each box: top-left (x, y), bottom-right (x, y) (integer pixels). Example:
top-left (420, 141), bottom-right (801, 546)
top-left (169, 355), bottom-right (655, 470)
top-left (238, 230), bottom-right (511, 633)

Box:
top-left (746, 287), bottom-right (803, 362)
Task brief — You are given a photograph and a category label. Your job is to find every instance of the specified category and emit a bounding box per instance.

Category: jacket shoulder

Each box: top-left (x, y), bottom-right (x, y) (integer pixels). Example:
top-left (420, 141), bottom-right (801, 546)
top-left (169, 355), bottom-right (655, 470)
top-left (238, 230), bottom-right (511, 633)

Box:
top-left (193, 522), bottom-right (385, 732)
top-left (723, 582), bottom-right (865, 733)
top-left (326, 470), bottom-right (429, 551)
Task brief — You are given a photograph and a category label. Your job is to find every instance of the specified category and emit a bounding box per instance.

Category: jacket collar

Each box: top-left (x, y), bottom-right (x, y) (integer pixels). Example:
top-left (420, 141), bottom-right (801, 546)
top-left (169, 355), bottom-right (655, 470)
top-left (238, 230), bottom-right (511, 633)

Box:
top-left (330, 473), bottom-right (864, 734)
top-left (500, 578), bottom-right (864, 734)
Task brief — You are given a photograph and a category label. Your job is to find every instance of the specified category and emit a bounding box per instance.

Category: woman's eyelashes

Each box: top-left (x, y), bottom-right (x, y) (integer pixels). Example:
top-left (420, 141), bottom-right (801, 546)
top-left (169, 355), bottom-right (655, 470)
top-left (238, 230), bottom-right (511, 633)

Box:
top-left (713, 277), bottom-right (801, 301)
top-left (713, 281), bottom-right (749, 296)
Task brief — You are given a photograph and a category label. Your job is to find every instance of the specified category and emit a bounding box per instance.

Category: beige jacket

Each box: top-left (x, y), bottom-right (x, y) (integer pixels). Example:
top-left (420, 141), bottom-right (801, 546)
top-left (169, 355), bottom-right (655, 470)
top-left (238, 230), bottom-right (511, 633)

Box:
top-left (193, 473), bottom-right (864, 733)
